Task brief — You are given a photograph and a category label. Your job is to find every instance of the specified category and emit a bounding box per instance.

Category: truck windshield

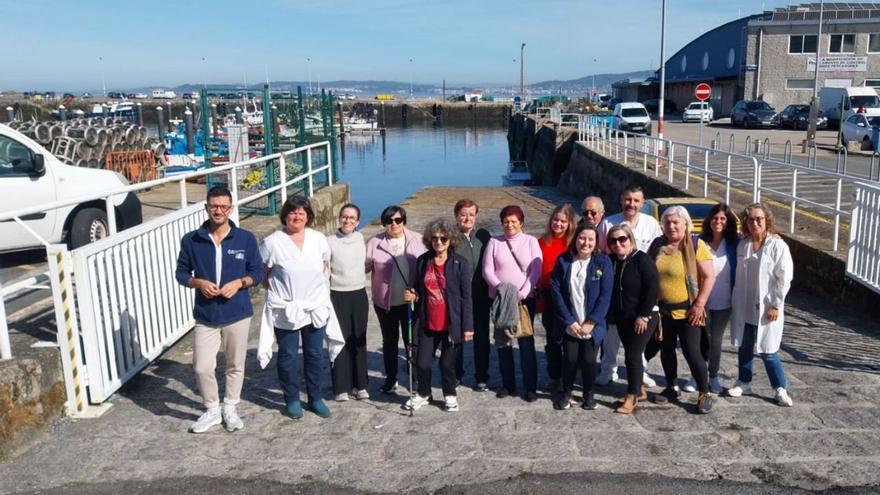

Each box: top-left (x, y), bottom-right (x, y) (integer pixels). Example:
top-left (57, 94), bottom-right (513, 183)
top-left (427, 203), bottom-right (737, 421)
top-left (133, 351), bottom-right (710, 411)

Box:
top-left (850, 95), bottom-right (880, 109)
top-left (621, 108), bottom-right (648, 118)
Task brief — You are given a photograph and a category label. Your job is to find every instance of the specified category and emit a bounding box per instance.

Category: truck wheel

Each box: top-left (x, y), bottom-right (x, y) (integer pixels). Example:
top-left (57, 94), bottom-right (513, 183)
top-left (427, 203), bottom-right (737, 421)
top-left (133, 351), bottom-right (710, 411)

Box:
top-left (70, 208), bottom-right (108, 249)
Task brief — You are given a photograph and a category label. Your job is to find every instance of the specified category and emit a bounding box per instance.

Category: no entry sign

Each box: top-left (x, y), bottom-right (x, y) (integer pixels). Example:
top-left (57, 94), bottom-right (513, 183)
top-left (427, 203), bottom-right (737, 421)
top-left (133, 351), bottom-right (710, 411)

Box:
top-left (695, 83), bottom-right (712, 101)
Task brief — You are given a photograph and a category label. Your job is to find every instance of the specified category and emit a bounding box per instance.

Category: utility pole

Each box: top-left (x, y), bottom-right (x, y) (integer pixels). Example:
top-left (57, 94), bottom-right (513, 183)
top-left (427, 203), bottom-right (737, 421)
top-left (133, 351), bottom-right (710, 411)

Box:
top-left (409, 58), bottom-right (414, 99)
top-left (658, 0), bottom-right (667, 144)
top-left (520, 43), bottom-right (526, 104)
top-left (99, 56), bottom-right (106, 98)
top-left (806, 0), bottom-right (824, 149)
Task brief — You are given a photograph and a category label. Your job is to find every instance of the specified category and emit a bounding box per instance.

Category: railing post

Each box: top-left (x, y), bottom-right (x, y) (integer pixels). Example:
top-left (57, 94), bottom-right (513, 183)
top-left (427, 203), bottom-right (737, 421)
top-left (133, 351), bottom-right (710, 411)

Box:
top-left (834, 178), bottom-right (842, 251)
top-left (667, 142), bottom-right (675, 183)
top-left (790, 169), bottom-right (798, 234)
top-left (752, 157), bottom-right (761, 203)
top-left (105, 197), bottom-right (117, 236)
top-left (326, 142), bottom-right (334, 186)
top-left (0, 278), bottom-right (10, 359)
top-left (279, 154), bottom-right (288, 205)
top-left (307, 147), bottom-right (314, 197)
top-left (703, 148), bottom-right (709, 197)
top-left (230, 166), bottom-right (240, 225)
top-left (725, 155), bottom-right (732, 205)
top-left (623, 132), bottom-right (628, 165)
top-left (179, 178), bottom-right (187, 209)
top-left (684, 146), bottom-right (691, 191)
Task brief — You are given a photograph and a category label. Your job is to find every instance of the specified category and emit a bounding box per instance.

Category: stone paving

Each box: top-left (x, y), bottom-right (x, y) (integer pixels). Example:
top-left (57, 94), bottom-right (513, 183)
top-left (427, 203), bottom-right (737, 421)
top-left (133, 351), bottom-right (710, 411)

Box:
top-left (2, 186), bottom-right (880, 494)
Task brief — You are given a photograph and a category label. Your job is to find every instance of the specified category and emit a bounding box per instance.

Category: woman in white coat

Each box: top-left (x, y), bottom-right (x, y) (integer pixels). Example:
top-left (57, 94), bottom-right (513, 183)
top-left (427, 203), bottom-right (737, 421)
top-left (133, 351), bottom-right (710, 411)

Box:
top-left (727, 203), bottom-right (794, 407)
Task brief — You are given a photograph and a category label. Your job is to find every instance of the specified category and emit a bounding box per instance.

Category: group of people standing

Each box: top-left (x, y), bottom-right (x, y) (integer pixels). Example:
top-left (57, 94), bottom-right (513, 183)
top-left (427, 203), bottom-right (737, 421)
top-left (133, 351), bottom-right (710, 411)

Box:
top-left (175, 183), bottom-right (795, 433)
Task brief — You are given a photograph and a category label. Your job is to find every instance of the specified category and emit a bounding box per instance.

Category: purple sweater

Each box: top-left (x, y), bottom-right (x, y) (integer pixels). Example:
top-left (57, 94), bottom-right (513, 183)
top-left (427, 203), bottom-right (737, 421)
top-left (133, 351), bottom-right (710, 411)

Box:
top-left (482, 232), bottom-right (543, 300)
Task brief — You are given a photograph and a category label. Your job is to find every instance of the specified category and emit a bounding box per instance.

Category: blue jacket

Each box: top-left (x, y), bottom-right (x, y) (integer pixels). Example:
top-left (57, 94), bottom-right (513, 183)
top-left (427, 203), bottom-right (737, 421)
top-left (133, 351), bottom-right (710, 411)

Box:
top-left (549, 252), bottom-right (614, 345)
top-left (175, 220), bottom-right (264, 326)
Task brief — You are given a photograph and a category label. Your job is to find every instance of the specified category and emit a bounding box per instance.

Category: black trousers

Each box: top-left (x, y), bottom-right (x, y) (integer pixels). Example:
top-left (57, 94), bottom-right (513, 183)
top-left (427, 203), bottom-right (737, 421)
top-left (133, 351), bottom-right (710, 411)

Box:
top-left (617, 314), bottom-right (659, 395)
top-left (542, 308), bottom-right (563, 381)
top-left (416, 329), bottom-right (457, 397)
top-left (471, 296), bottom-right (492, 383)
top-left (330, 289), bottom-right (369, 394)
top-left (374, 303), bottom-right (412, 383)
top-left (562, 334), bottom-right (598, 394)
top-left (660, 315), bottom-right (710, 394)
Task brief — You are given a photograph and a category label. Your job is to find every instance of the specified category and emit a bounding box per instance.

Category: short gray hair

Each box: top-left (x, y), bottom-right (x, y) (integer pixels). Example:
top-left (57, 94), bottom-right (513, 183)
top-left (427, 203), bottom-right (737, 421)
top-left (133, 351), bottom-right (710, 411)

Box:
top-left (422, 218), bottom-right (460, 251)
top-left (660, 205), bottom-right (694, 233)
top-left (582, 196), bottom-right (605, 212)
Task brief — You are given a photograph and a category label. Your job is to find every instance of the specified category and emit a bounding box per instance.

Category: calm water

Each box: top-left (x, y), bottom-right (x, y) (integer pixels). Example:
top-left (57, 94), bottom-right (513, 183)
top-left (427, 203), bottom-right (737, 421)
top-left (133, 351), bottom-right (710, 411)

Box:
top-left (337, 125), bottom-right (510, 224)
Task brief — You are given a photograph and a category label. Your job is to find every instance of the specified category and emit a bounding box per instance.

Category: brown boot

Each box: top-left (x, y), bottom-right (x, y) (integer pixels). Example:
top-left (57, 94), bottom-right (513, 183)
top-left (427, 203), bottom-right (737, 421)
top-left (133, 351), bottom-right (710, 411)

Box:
top-left (638, 385), bottom-right (648, 402)
top-left (615, 393), bottom-right (638, 414)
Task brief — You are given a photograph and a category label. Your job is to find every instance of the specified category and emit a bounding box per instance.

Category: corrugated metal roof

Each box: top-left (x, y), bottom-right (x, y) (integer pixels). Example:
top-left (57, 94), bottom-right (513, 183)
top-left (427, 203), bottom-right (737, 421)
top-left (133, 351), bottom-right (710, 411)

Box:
top-left (764, 2), bottom-right (880, 21)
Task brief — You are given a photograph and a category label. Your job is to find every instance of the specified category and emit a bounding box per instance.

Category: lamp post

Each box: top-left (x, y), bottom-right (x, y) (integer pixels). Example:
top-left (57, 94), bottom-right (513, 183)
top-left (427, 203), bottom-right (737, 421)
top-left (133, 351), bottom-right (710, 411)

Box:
top-left (409, 58), bottom-right (414, 100)
top-left (520, 43), bottom-right (525, 104)
top-left (307, 58), bottom-right (312, 95)
top-left (806, 0), bottom-right (825, 148)
top-left (99, 56), bottom-right (106, 98)
top-left (658, 0), bottom-right (667, 144)
top-left (202, 57), bottom-right (207, 89)
top-left (592, 58), bottom-right (598, 101)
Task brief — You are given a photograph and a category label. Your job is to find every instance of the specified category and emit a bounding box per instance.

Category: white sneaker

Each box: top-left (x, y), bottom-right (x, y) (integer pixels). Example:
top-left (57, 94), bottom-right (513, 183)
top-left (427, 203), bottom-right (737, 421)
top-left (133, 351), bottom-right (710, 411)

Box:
top-left (405, 394), bottom-right (430, 411)
top-left (335, 392), bottom-right (350, 402)
top-left (682, 378), bottom-right (697, 393)
top-left (726, 381), bottom-right (753, 397)
top-left (190, 407), bottom-right (222, 433)
top-left (709, 376), bottom-right (723, 395)
top-left (775, 387), bottom-right (793, 407)
top-left (444, 395), bottom-right (459, 412)
top-left (354, 389), bottom-right (370, 400)
top-left (596, 370), bottom-right (618, 385)
top-left (221, 405), bottom-right (244, 432)
top-left (642, 373), bottom-right (657, 388)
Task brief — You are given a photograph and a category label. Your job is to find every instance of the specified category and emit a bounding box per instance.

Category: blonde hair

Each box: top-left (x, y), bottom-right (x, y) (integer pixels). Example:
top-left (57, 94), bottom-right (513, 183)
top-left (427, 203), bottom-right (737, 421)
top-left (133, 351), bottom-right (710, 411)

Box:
top-left (607, 223), bottom-right (637, 255)
top-left (541, 203), bottom-right (577, 244)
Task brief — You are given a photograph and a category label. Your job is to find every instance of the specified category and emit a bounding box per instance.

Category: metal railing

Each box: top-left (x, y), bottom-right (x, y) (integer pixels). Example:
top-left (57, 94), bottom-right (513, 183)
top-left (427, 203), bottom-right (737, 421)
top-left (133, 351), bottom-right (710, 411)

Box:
top-left (0, 141), bottom-right (331, 364)
top-left (847, 181), bottom-right (880, 295)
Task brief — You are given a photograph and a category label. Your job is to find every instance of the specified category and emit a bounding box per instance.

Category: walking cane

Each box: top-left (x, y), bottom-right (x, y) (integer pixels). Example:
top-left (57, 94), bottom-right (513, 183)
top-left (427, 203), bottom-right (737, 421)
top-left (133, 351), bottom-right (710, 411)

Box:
top-left (407, 300), bottom-right (415, 417)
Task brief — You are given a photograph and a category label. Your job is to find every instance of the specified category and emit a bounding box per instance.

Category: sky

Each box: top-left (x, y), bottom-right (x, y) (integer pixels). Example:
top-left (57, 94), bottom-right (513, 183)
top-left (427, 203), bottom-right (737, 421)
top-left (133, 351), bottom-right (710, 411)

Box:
top-left (1, 0), bottom-right (808, 91)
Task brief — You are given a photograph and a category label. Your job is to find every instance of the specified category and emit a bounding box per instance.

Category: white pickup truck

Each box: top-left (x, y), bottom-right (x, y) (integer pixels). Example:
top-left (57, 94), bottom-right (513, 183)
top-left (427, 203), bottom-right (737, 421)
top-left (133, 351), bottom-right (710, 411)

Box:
top-left (0, 124), bottom-right (142, 252)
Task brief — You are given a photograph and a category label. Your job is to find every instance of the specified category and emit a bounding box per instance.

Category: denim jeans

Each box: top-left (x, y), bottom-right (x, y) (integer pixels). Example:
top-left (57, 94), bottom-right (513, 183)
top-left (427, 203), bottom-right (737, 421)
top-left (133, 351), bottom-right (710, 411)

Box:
top-left (738, 323), bottom-right (787, 389)
top-left (275, 324), bottom-right (327, 404)
top-left (497, 298), bottom-right (538, 393)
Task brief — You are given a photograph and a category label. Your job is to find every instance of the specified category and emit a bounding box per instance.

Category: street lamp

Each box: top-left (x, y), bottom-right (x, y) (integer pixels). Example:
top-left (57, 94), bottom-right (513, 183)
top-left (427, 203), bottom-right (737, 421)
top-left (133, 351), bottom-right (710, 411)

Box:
top-left (592, 58), bottom-right (598, 101)
top-left (409, 58), bottom-right (414, 99)
top-left (658, 0), bottom-right (667, 144)
top-left (307, 57), bottom-right (312, 95)
top-left (520, 43), bottom-right (525, 104)
top-left (806, 0), bottom-right (825, 148)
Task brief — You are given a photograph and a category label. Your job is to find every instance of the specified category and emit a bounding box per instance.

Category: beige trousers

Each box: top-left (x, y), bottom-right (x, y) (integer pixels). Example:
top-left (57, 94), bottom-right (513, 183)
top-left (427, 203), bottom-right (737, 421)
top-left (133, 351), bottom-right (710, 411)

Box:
top-left (192, 317), bottom-right (251, 408)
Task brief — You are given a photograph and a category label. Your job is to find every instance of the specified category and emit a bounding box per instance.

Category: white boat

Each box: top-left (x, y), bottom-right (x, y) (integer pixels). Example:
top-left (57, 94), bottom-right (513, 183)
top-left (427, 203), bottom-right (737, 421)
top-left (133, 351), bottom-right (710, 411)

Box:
top-left (502, 160), bottom-right (531, 185)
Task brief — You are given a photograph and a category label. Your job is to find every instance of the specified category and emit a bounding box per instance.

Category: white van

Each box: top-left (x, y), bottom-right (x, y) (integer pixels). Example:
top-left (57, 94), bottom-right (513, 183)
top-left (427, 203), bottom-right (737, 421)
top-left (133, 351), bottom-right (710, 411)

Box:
top-left (0, 124), bottom-right (142, 252)
top-left (612, 102), bottom-right (653, 135)
top-left (819, 86), bottom-right (880, 126)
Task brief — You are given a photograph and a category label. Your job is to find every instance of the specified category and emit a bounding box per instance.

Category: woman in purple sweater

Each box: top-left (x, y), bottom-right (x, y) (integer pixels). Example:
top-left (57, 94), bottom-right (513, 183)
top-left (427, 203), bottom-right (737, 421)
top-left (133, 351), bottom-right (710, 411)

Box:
top-left (482, 205), bottom-right (543, 402)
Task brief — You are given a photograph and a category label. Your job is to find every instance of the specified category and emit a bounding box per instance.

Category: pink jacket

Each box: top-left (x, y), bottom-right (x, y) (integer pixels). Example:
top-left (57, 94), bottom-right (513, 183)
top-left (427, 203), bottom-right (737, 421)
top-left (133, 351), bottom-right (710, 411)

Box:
top-left (482, 232), bottom-right (543, 301)
top-left (365, 228), bottom-right (427, 310)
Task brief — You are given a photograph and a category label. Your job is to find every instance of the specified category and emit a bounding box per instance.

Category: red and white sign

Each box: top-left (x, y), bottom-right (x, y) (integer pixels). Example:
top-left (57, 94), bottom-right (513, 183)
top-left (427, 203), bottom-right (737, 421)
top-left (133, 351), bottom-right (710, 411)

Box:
top-left (695, 83), bottom-right (712, 101)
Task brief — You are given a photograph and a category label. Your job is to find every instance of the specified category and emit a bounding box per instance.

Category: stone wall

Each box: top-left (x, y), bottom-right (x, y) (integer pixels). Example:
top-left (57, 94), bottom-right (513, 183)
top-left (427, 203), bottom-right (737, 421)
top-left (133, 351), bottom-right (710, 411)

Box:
top-left (507, 114), bottom-right (578, 186)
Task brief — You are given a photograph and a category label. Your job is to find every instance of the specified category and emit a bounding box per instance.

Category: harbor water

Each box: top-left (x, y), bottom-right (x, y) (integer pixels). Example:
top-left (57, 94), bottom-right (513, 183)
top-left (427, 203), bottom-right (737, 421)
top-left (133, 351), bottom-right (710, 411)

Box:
top-left (337, 125), bottom-right (509, 224)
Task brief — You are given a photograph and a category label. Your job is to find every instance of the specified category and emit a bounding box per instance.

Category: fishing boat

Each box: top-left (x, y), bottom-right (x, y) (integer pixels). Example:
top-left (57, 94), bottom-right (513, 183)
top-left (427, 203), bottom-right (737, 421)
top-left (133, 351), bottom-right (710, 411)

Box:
top-left (502, 160), bottom-right (531, 186)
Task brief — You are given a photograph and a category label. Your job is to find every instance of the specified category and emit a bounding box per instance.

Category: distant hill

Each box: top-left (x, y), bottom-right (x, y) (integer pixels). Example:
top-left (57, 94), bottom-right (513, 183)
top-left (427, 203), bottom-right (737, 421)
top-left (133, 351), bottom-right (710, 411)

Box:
top-left (531, 70), bottom-right (655, 90)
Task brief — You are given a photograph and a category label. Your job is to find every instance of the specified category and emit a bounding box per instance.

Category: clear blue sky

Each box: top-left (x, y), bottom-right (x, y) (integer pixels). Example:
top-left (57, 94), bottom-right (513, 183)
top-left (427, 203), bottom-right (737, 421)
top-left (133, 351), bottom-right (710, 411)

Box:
top-left (2, 0), bottom-right (800, 91)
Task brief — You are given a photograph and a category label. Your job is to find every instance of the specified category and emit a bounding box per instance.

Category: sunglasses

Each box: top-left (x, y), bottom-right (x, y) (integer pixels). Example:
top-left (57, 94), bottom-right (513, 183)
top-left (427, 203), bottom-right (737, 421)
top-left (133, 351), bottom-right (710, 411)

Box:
top-left (582, 210), bottom-right (600, 216)
top-left (431, 236), bottom-right (449, 243)
top-left (383, 217), bottom-right (405, 226)
top-left (608, 235), bottom-right (629, 246)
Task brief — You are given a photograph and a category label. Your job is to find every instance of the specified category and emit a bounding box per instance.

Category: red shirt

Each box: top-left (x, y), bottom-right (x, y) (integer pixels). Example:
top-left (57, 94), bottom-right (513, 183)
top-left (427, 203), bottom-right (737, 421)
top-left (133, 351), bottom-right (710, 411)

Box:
top-left (424, 261), bottom-right (447, 331)
top-left (537, 236), bottom-right (568, 313)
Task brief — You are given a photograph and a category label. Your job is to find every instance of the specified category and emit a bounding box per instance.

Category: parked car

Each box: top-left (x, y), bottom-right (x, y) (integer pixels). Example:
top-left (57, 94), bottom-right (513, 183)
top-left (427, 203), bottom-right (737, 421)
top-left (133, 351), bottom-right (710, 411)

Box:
top-left (731, 100), bottom-right (777, 128)
top-left (641, 197), bottom-right (740, 234)
top-left (642, 98), bottom-right (677, 114)
top-left (841, 114), bottom-right (880, 150)
top-left (775, 104), bottom-right (828, 130)
top-left (133, 93), bottom-right (148, 99)
top-left (681, 101), bottom-right (714, 123)
top-left (819, 86), bottom-right (880, 127)
top-left (612, 102), bottom-right (652, 135)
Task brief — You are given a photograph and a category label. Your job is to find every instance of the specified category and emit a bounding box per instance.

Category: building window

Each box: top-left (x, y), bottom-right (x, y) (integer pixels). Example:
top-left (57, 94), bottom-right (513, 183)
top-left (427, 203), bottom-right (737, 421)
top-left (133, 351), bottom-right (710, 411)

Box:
top-left (869, 34), bottom-right (880, 53)
top-left (829, 34), bottom-right (855, 54)
top-left (727, 48), bottom-right (735, 68)
top-left (789, 35), bottom-right (818, 54)
top-left (702, 51), bottom-right (709, 71)
top-left (864, 79), bottom-right (880, 87)
top-left (680, 55), bottom-right (687, 72)
top-left (786, 79), bottom-right (815, 90)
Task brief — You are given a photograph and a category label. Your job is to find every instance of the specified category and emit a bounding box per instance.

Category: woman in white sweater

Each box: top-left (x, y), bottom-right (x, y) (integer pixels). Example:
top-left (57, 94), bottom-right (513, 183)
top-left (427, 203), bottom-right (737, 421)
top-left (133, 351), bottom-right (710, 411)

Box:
top-left (327, 204), bottom-right (370, 401)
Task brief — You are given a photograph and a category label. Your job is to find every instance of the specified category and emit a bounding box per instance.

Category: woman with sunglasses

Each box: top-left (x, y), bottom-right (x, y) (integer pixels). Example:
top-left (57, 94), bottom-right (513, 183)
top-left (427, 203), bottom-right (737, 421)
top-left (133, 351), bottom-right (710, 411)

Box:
top-left (727, 203), bottom-right (794, 407)
top-left (366, 205), bottom-right (427, 394)
top-left (548, 224), bottom-right (613, 410)
top-left (606, 224), bottom-right (658, 414)
top-left (482, 205), bottom-right (543, 402)
top-left (404, 219), bottom-right (473, 412)
top-left (536, 203), bottom-right (577, 393)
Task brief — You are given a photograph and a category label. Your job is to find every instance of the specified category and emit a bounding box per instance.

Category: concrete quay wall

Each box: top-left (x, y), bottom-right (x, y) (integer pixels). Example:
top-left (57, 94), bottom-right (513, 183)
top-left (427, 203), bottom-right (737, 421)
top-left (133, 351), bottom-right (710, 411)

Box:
top-left (509, 115), bottom-right (880, 317)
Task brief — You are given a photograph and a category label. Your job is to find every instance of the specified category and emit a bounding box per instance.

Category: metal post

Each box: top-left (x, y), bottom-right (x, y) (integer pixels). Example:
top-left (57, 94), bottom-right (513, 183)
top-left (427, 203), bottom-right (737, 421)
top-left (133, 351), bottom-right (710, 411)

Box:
top-left (279, 154), bottom-right (288, 204)
top-left (234, 106), bottom-right (243, 124)
top-left (104, 197), bottom-right (117, 236)
top-left (657, 0), bottom-right (667, 146)
top-left (0, 278), bottom-right (11, 359)
top-left (102, 104), bottom-right (109, 118)
top-left (156, 106), bottom-right (165, 140)
top-left (6, 106), bottom-right (14, 122)
top-left (210, 103), bottom-right (218, 138)
top-left (520, 43), bottom-right (525, 105)
top-left (59, 105), bottom-right (67, 122)
top-left (230, 166), bottom-right (240, 225)
top-left (136, 103), bottom-right (143, 127)
top-left (307, 148), bottom-right (314, 197)
top-left (184, 109), bottom-right (195, 155)
top-left (806, 0), bottom-right (825, 146)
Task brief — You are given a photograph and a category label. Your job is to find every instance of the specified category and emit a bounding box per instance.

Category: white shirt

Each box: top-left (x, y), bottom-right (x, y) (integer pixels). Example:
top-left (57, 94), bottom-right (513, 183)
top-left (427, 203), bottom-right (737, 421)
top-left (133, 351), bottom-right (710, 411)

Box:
top-left (568, 258), bottom-right (591, 336)
top-left (598, 212), bottom-right (662, 254)
top-left (706, 240), bottom-right (732, 311)
top-left (742, 243), bottom-right (763, 326)
top-left (260, 228), bottom-right (331, 330)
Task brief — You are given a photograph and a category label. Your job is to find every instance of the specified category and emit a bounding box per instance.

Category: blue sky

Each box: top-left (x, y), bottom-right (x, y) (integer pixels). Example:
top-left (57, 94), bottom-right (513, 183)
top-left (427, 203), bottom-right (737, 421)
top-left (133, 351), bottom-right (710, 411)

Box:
top-left (3, 0), bottom-right (799, 91)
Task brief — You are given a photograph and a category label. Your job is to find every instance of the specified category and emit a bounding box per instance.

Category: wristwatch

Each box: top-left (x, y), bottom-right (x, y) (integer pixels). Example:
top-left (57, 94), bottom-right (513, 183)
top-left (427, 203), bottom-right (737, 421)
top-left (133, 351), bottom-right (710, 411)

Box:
top-left (240, 277), bottom-right (248, 288)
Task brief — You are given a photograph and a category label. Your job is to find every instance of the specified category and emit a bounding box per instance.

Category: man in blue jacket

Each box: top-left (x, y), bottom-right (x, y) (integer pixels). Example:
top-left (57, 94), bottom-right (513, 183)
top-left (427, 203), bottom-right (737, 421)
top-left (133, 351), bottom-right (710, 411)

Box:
top-left (176, 186), bottom-right (263, 433)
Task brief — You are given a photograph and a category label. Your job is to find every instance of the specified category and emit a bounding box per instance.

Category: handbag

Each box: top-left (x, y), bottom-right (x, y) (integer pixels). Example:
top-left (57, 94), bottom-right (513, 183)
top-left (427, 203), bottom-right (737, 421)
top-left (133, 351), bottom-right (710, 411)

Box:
top-left (516, 301), bottom-right (534, 338)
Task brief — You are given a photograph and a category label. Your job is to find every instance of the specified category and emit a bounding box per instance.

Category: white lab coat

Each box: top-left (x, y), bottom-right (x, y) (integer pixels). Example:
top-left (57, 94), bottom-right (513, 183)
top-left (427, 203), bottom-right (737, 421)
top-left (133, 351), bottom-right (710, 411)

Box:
top-left (730, 235), bottom-right (793, 354)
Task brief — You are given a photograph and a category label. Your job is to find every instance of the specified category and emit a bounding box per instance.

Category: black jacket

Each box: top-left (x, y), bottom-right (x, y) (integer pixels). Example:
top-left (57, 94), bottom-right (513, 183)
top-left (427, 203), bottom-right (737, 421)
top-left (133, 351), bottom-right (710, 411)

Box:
top-left (456, 228), bottom-right (492, 302)
top-left (413, 250), bottom-right (474, 344)
top-left (608, 250), bottom-right (659, 324)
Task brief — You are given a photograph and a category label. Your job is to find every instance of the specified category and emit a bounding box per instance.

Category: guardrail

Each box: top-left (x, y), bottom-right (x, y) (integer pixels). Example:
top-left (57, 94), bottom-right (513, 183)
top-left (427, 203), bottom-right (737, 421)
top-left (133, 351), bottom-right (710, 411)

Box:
top-left (847, 181), bottom-right (880, 295)
top-left (0, 141), bottom-right (331, 364)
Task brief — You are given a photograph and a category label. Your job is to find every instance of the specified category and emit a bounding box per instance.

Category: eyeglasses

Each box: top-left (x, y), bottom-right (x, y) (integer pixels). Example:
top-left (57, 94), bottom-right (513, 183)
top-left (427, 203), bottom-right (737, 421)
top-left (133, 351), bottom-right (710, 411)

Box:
top-left (608, 235), bottom-right (629, 246)
top-left (339, 215), bottom-right (359, 221)
top-left (431, 236), bottom-right (449, 244)
top-left (207, 204), bottom-right (232, 212)
top-left (747, 216), bottom-right (766, 223)
top-left (383, 217), bottom-right (404, 226)
top-left (582, 210), bottom-right (601, 216)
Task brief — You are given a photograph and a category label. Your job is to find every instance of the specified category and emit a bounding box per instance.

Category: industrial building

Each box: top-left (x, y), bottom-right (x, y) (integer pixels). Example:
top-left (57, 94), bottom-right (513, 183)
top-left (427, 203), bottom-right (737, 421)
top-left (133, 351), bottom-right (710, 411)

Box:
top-left (612, 2), bottom-right (880, 117)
